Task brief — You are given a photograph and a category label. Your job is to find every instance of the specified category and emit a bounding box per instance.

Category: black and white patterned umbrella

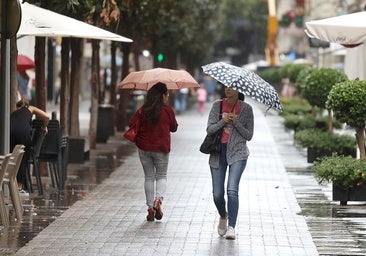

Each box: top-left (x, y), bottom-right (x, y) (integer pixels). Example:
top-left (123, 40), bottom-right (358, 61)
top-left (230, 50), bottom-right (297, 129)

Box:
top-left (202, 62), bottom-right (283, 111)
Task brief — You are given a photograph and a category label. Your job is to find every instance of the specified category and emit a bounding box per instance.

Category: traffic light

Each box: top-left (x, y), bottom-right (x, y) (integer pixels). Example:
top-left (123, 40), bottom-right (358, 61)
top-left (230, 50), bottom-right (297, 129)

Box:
top-left (157, 53), bottom-right (164, 62)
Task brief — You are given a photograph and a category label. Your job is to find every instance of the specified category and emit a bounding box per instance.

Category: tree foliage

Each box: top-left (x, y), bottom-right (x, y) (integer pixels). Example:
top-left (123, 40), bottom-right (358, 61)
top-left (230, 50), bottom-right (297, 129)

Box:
top-left (214, 0), bottom-right (268, 65)
top-left (327, 80), bottom-right (366, 160)
top-left (302, 68), bottom-right (348, 109)
top-left (327, 80), bottom-right (366, 129)
top-left (117, 0), bottom-right (220, 69)
top-left (294, 65), bottom-right (314, 95)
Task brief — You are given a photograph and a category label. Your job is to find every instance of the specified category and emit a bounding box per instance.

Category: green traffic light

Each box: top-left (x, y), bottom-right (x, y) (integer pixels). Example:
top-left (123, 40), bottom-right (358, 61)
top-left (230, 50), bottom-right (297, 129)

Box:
top-left (157, 53), bottom-right (164, 62)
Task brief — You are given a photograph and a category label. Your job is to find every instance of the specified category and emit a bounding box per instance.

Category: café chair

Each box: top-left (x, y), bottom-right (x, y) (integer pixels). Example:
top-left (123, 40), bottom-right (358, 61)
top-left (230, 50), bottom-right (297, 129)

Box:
top-left (27, 125), bottom-right (46, 195)
top-left (4, 145), bottom-right (25, 220)
top-left (0, 155), bottom-right (11, 226)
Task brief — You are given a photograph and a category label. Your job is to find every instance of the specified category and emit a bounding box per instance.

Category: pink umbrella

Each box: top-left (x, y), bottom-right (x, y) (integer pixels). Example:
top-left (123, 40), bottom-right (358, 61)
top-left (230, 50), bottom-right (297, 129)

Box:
top-left (119, 68), bottom-right (199, 90)
top-left (17, 54), bottom-right (35, 72)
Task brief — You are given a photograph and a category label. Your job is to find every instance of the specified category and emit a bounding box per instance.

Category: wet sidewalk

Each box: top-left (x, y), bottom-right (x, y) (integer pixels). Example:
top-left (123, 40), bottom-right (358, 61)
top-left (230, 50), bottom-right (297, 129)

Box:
top-left (12, 99), bottom-right (320, 256)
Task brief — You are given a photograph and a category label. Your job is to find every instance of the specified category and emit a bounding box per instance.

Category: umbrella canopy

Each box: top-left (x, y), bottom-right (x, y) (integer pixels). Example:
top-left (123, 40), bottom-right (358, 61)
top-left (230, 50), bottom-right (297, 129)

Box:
top-left (119, 68), bottom-right (200, 90)
top-left (17, 3), bottom-right (132, 42)
top-left (17, 54), bottom-right (35, 72)
top-left (202, 62), bottom-right (283, 111)
top-left (305, 12), bottom-right (366, 47)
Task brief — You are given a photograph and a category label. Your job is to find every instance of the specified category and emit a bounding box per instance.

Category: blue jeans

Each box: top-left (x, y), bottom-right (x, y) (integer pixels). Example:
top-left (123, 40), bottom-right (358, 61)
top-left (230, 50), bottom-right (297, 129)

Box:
top-left (138, 149), bottom-right (169, 208)
top-left (210, 143), bottom-right (247, 228)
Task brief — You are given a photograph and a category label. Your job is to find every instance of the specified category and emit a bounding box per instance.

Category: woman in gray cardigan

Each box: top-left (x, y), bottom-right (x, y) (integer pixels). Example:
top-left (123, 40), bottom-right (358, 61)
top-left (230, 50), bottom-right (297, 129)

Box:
top-left (206, 87), bottom-right (254, 239)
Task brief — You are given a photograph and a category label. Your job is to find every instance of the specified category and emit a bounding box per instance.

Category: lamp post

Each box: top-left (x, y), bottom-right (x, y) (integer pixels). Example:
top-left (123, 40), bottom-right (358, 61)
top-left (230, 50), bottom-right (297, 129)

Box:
top-left (0, 0), bottom-right (21, 154)
top-left (0, 0), bottom-right (9, 155)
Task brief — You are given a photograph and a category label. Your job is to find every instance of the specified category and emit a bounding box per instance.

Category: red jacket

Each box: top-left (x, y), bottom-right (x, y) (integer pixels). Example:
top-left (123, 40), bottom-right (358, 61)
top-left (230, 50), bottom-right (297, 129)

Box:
top-left (129, 105), bottom-right (178, 153)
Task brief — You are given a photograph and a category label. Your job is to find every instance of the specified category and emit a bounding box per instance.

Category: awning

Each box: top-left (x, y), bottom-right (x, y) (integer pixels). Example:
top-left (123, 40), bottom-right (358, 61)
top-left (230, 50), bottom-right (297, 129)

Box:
top-left (17, 3), bottom-right (132, 42)
top-left (305, 12), bottom-right (366, 47)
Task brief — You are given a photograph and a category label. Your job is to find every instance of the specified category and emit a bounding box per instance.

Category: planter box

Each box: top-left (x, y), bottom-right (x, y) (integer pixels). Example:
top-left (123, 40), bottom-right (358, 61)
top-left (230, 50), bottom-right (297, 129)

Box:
top-left (333, 184), bottom-right (366, 205)
top-left (68, 137), bottom-right (86, 163)
top-left (307, 147), bottom-right (357, 163)
top-left (307, 147), bottom-right (332, 163)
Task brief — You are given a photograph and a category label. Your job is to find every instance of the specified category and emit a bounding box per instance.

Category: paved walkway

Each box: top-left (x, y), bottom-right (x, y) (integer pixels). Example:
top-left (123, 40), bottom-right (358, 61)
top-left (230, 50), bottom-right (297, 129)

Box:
top-left (15, 99), bottom-right (318, 256)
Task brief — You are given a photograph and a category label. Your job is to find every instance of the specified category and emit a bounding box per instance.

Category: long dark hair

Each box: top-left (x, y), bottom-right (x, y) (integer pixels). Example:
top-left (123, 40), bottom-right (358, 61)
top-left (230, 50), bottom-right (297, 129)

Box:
top-left (143, 82), bottom-right (168, 124)
top-left (16, 99), bottom-right (29, 109)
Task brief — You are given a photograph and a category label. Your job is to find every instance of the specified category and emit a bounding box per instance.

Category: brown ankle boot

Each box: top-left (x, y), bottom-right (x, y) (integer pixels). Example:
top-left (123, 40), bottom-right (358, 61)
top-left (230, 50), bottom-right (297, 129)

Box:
top-left (146, 207), bottom-right (155, 221)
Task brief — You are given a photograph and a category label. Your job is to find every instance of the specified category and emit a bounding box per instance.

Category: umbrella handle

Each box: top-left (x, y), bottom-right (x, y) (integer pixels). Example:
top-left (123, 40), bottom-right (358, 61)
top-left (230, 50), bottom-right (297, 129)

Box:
top-left (264, 105), bottom-right (272, 116)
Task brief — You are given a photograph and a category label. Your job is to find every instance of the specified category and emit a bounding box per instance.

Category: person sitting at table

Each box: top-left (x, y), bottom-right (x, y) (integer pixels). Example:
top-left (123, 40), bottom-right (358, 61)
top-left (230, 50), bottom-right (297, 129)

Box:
top-left (10, 99), bottom-right (49, 194)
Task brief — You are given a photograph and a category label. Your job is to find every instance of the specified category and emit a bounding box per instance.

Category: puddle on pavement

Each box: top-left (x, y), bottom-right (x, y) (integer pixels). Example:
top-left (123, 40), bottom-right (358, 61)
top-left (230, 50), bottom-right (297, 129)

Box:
top-left (287, 167), bottom-right (366, 255)
top-left (0, 139), bottom-right (134, 254)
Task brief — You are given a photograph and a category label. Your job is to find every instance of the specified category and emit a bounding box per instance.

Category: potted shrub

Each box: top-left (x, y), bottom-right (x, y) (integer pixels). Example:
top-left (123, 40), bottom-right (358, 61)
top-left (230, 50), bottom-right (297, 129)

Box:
top-left (301, 68), bottom-right (348, 132)
top-left (294, 129), bottom-right (357, 163)
top-left (312, 80), bottom-right (366, 204)
top-left (327, 80), bottom-right (366, 159)
top-left (284, 114), bottom-right (342, 132)
top-left (312, 154), bottom-right (366, 205)
top-left (280, 96), bottom-right (312, 117)
top-left (294, 65), bottom-right (314, 96)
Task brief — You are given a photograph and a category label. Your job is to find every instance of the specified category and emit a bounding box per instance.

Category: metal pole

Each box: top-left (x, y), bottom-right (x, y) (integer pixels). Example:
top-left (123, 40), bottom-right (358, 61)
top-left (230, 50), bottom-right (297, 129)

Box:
top-left (0, 0), bottom-right (10, 155)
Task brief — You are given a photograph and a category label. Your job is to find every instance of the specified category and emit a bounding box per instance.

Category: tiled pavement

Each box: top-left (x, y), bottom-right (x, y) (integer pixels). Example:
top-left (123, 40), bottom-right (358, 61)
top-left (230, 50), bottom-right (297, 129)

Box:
top-left (14, 99), bottom-right (319, 256)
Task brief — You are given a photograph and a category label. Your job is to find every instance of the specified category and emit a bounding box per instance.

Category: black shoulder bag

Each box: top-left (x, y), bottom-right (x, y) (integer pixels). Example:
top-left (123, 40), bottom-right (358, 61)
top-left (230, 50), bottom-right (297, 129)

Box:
top-left (199, 101), bottom-right (223, 154)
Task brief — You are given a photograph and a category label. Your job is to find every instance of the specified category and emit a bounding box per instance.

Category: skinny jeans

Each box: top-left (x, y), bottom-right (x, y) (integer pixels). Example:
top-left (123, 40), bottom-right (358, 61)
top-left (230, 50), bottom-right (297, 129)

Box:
top-left (138, 149), bottom-right (169, 208)
top-left (210, 143), bottom-right (247, 228)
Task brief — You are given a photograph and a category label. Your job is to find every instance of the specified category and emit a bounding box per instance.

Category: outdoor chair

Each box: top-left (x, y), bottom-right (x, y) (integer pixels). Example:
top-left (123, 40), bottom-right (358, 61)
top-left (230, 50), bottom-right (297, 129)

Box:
top-left (45, 135), bottom-right (69, 190)
top-left (32, 120), bottom-right (69, 193)
top-left (38, 120), bottom-right (62, 189)
top-left (59, 136), bottom-right (69, 189)
top-left (0, 154), bottom-right (12, 226)
top-left (28, 121), bottom-right (46, 195)
top-left (4, 145), bottom-right (25, 220)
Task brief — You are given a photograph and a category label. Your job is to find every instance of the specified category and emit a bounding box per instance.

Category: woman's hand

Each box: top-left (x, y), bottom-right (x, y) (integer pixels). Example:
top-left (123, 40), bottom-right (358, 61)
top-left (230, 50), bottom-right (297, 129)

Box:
top-left (228, 113), bottom-right (237, 123)
top-left (42, 126), bottom-right (48, 135)
top-left (222, 113), bottom-right (231, 123)
top-left (223, 113), bottom-right (237, 123)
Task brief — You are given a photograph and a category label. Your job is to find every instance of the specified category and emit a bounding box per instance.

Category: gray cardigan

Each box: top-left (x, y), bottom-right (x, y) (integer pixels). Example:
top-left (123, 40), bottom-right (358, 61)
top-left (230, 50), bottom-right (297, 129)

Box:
top-left (207, 99), bottom-right (254, 168)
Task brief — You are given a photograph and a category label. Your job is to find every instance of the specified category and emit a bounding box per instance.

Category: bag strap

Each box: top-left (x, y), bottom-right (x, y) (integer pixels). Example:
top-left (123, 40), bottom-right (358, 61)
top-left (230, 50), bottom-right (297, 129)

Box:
top-left (219, 100), bottom-right (223, 120)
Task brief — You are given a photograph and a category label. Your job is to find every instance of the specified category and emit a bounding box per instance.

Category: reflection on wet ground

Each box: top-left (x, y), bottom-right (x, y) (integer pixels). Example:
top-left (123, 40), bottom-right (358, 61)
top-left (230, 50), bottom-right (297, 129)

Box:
top-left (2, 129), bottom-right (366, 255)
top-left (287, 167), bottom-right (366, 255)
top-left (0, 137), bottom-right (134, 255)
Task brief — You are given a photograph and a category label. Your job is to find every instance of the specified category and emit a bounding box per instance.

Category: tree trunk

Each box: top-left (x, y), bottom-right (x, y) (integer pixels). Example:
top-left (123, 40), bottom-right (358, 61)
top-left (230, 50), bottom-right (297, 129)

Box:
top-left (109, 42), bottom-right (117, 135)
top-left (60, 38), bottom-right (70, 134)
top-left (356, 127), bottom-right (366, 160)
top-left (133, 48), bottom-right (140, 71)
top-left (166, 51), bottom-right (177, 69)
top-left (34, 37), bottom-right (48, 176)
top-left (89, 40), bottom-right (100, 149)
top-left (110, 41), bottom-right (117, 106)
top-left (327, 109), bottom-right (333, 133)
top-left (311, 106), bottom-right (316, 117)
top-left (69, 38), bottom-right (83, 136)
top-left (34, 37), bottom-right (46, 111)
top-left (116, 42), bottom-right (131, 131)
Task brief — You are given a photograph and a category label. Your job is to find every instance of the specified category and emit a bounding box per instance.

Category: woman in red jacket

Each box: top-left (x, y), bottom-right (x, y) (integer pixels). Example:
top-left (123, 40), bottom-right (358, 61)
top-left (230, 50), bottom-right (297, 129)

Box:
top-left (128, 82), bottom-right (178, 221)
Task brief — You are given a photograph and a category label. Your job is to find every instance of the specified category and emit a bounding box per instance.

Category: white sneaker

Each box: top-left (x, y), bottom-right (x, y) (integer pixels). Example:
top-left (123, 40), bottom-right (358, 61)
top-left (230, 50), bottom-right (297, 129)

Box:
top-left (225, 226), bottom-right (236, 240)
top-left (218, 216), bottom-right (227, 236)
